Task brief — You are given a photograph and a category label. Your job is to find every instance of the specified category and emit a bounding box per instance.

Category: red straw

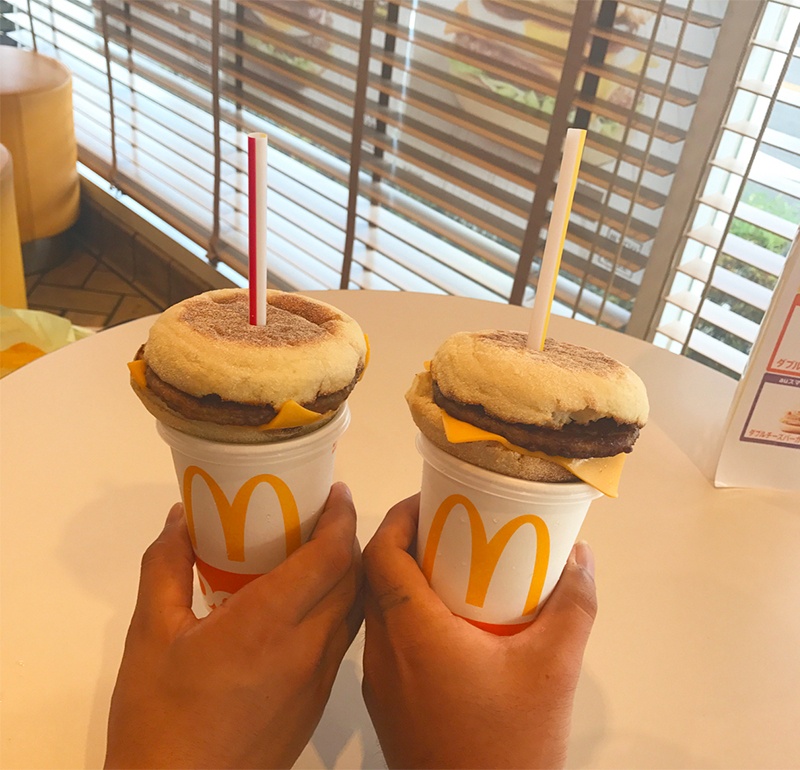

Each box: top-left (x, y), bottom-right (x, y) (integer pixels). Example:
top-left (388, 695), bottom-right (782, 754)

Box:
top-left (248, 132), bottom-right (268, 325)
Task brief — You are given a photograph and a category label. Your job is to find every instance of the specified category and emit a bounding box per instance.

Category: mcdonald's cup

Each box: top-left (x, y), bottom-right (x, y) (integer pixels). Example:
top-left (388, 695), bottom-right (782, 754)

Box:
top-left (416, 434), bottom-right (601, 634)
top-left (157, 405), bottom-right (350, 610)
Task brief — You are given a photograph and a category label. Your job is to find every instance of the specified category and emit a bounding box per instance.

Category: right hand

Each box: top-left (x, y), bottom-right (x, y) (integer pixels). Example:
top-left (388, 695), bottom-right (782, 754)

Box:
top-left (105, 482), bottom-right (363, 769)
top-left (362, 494), bottom-right (597, 769)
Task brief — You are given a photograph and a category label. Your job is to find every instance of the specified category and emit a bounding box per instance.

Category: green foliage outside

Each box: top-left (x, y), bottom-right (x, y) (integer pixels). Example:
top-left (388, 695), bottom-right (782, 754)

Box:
top-left (697, 183), bottom-right (798, 379)
top-left (729, 186), bottom-right (800, 257)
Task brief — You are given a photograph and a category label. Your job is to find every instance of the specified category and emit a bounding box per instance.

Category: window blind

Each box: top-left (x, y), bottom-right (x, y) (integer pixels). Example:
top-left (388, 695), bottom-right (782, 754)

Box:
top-left (5, 0), bottom-right (783, 377)
top-left (653, 0), bottom-right (800, 378)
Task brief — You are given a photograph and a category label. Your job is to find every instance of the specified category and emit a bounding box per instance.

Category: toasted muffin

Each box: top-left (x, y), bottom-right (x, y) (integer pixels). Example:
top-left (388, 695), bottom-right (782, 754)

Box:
top-left (131, 288), bottom-right (366, 443)
top-left (406, 330), bottom-right (648, 481)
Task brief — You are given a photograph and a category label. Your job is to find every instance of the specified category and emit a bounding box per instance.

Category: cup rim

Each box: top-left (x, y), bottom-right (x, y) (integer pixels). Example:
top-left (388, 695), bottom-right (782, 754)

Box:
top-left (157, 403), bottom-right (350, 462)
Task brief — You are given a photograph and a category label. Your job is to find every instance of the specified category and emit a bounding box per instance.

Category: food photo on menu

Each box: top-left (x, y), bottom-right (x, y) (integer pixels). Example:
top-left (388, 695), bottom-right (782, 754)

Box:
top-left (780, 410), bottom-right (800, 434)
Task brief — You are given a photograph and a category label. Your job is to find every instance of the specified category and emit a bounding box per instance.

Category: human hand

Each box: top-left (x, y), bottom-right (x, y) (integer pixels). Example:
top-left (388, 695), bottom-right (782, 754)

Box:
top-left (105, 482), bottom-right (363, 769)
top-left (362, 494), bottom-right (597, 769)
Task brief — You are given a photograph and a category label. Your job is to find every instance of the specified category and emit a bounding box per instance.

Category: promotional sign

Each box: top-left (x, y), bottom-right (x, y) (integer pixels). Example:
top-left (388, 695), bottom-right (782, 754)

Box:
top-left (715, 229), bottom-right (800, 490)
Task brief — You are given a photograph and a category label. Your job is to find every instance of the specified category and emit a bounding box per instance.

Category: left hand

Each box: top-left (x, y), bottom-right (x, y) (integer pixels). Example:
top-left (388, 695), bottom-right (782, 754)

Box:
top-left (105, 482), bottom-right (363, 769)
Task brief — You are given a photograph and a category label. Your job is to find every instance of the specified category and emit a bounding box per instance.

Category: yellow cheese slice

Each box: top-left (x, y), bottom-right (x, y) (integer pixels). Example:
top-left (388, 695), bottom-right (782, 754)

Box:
top-left (251, 11), bottom-right (298, 35)
top-left (1, 342), bottom-right (45, 371)
top-left (440, 409), bottom-right (625, 498)
top-left (127, 359), bottom-right (147, 388)
top-left (260, 400), bottom-right (332, 430)
top-left (524, 19), bottom-right (569, 49)
top-left (444, 1), bottom-right (469, 35)
top-left (359, 334), bottom-right (370, 381)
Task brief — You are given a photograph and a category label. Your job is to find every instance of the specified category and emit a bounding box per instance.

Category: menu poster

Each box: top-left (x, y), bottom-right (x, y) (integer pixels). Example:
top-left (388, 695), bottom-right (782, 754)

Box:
top-left (715, 229), bottom-right (800, 490)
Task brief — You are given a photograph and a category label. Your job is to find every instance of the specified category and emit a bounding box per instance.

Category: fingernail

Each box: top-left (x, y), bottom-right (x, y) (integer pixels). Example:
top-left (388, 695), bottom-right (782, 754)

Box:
top-left (334, 481), bottom-right (352, 501)
top-left (165, 503), bottom-right (184, 525)
top-left (572, 540), bottom-right (595, 579)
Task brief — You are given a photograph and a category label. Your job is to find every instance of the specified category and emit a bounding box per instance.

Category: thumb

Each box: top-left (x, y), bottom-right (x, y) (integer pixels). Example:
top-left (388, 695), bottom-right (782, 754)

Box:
top-left (134, 503), bottom-right (196, 624)
top-left (529, 541), bottom-right (597, 652)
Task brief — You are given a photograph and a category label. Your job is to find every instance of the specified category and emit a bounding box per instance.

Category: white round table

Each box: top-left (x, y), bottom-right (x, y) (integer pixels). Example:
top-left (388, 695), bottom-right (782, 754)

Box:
top-left (2, 291), bottom-right (798, 768)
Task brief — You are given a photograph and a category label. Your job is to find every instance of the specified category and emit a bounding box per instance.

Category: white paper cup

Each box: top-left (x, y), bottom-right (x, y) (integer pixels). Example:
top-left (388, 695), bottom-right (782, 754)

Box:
top-left (416, 434), bottom-right (601, 634)
top-left (157, 405), bottom-right (350, 609)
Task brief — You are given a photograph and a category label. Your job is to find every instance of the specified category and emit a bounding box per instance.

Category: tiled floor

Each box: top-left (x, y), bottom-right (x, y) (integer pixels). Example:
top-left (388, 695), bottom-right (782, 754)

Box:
top-left (25, 242), bottom-right (165, 329)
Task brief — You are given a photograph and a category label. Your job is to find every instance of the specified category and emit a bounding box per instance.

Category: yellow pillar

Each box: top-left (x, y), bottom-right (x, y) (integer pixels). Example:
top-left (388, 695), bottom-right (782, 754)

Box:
top-left (0, 144), bottom-right (27, 309)
top-left (0, 47), bottom-right (79, 245)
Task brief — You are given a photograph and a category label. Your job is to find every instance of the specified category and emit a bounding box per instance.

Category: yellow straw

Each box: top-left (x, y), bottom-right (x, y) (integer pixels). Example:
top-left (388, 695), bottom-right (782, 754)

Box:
top-left (527, 128), bottom-right (586, 351)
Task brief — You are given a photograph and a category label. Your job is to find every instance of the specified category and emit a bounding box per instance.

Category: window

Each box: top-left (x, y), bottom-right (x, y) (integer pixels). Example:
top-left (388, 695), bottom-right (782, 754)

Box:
top-left (4, 0), bottom-right (795, 378)
top-left (653, 0), bottom-right (800, 378)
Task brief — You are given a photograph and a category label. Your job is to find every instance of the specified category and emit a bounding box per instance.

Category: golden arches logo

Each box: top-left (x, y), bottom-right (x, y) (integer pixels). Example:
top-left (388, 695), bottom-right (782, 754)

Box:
top-left (420, 494), bottom-right (550, 615)
top-left (183, 466), bottom-right (301, 562)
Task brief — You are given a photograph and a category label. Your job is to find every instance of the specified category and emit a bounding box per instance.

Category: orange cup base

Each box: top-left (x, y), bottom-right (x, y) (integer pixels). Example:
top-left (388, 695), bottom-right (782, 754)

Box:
top-left (195, 557), bottom-right (263, 603)
top-left (456, 613), bottom-right (533, 636)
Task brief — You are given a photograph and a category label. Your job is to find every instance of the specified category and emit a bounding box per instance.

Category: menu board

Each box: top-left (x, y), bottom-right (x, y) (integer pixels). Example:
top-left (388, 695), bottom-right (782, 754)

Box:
top-left (715, 229), bottom-right (800, 490)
